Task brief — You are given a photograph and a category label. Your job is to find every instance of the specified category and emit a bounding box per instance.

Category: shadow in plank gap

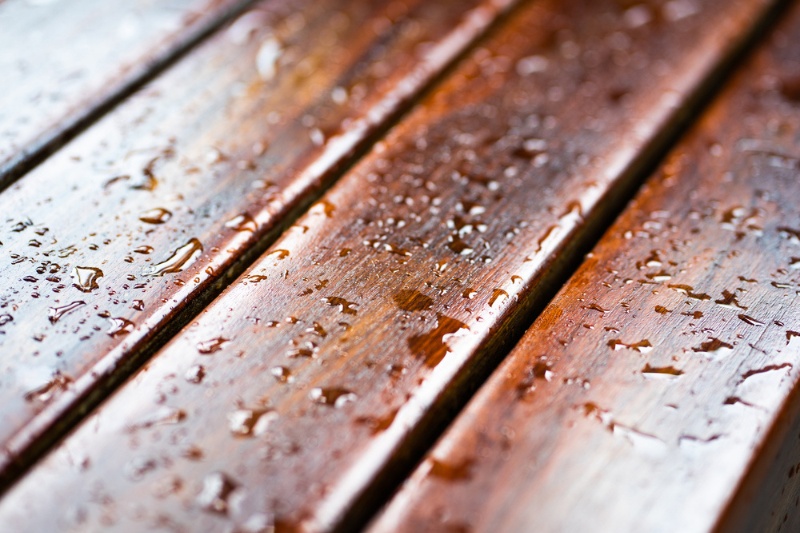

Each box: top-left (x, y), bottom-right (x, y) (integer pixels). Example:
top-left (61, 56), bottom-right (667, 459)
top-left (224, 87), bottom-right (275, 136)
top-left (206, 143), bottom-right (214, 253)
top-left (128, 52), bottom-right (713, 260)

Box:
top-left (0, 0), bottom-right (782, 531)
top-left (0, 0), bottom-right (255, 189)
top-left (0, 0), bottom-right (517, 489)
top-left (370, 2), bottom-right (800, 532)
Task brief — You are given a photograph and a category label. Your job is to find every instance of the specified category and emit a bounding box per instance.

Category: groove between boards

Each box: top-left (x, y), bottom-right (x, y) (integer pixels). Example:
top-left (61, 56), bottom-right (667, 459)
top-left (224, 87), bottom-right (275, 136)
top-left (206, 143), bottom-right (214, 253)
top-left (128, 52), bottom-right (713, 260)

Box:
top-left (0, 0), bottom-right (258, 193)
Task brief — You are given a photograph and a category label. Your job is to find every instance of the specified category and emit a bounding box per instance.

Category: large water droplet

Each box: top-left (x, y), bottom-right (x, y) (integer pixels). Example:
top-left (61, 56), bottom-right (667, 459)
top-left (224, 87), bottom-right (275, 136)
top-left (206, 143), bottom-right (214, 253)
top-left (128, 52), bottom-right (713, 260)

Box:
top-left (309, 387), bottom-right (357, 407)
top-left (197, 337), bottom-right (229, 354)
top-left (138, 207), bottom-right (172, 224)
top-left (72, 266), bottom-right (103, 292)
top-left (48, 301), bottom-right (85, 323)
top-left (197, 472), bottom-right (238, 514)
top-left (150, 238), bottom-right (202, 276)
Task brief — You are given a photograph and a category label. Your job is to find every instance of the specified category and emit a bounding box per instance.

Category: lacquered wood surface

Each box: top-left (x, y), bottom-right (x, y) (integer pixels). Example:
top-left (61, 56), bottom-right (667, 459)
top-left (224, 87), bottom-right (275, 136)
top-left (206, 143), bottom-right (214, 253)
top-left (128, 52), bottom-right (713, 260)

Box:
top-left (0, 0), bottom-right (514, 486)
top-left (371, 3), bottom-right (800, 532)
top-left (0, 0), bottom-right (779, 531)
top-left (0, 0), bottom-right (253, 188)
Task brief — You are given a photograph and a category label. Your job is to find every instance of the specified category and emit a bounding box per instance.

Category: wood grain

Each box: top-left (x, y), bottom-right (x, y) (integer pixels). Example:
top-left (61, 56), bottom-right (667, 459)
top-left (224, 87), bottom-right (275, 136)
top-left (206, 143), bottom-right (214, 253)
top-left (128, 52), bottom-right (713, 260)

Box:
top-left (371, 3), bottom-right (800, 532)
top-left (0, 0), bottom-right (515, 486)
top-left (0, 0), bottom-right (255, 188)
top-left (0, 0), bottom-right (780, 531)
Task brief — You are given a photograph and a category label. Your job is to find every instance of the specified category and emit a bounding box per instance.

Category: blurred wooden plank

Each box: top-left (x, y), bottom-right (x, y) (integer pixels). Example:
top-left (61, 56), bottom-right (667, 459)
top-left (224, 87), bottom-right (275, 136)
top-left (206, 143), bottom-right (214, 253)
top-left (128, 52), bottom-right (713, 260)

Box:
top-left (0, 0), bottom-right (255, 188)
top-left (371, 3), bottom-right (800, 532)
top-left (0, 0), bottom-right (781, 531)
top-left (0, 0), bottom-right (516, 486)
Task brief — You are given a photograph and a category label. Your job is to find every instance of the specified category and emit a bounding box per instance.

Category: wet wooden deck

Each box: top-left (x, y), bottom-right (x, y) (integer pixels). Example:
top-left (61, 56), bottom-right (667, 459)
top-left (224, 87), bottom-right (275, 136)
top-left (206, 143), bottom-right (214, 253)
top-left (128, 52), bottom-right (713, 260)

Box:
top-left (1, 0), bottom-right (799, 531)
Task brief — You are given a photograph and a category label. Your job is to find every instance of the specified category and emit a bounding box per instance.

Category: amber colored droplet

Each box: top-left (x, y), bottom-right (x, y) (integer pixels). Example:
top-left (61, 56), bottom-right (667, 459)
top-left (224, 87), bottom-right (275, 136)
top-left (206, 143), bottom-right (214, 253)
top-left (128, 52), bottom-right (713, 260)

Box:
top-left (641, 364), bottom-right (684, 379)
top-left (315, 200), bottom-right (336, 217)
top-left (489, 289), bottom-right (508, 307)
top-left (150, 238), bottom-right (202, 276)
top-left (267, 249), bottom-right (290, 260)
top-left (72, 266), bottom-right (103, 292)
top-left (309, 387), bottom-right (357, 407)
top-left (692, 338), bottom-right (734, 354)
top-left (393, 290), bottom-right (434, 312)
top-left (737, 314), bottom-right (765, 326)
top-left (138, 207), bottom-right (172, 224)
top-left (127, 407), bottom-right (187, 431)
top-left (355, 409), bottom-right (399, 434)
top-left (197, 337), bottom-right (229, 354)
top-left (107, 317), bottom-right (134, 337)
top-left (324, 296), bottom-right (358, 315)
top-left (668, 284), bottom-right (711, 301)
top-left (428, 457), bottom-right (474, 482)
top-left (24, 372), bottom-right (73, 403)
top-left (197, 472), bottom-right (238, 514)
top-left (408, 314), bottom-right (468, 367)
top-left (48, 300), bottom-right (85, 323)
top-left (654, 305), bottom-right (670, 314)
top-left (228, 409), bottom-right (276, 437)
top-left (607, 338), bottom-right (653, 353)
top-left (225, 213), bottom-right (257, 232)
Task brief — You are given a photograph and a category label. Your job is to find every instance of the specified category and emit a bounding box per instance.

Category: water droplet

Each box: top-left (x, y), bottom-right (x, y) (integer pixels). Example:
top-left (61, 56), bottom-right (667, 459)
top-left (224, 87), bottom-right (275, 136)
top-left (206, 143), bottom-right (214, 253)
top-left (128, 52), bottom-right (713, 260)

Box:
top-left (715, 290), bottom-right (747, 310)
top-left (256, 37), bottom-right (281, 80)
top-left (668, 284), bottom-right (710, 301)
top-left (583, 303), bottom-right (607, 315)
top-left (127, 406), bottom-right (186, 431)
top-left (267, 249), bottom-right (290, 260)
top-left (197, 337), bottom-right (229, 354)
top-left (107, 317), bottom-right (134, 337)
top-left (197, 472), bottom-right (238, 514)
top-left (462, 288), bottom-right (476, 299)
top-left (48, 301), bottom-right (85, 323)
top-left (185, 365), bottom-right (205, 384)
top-left (138, 207), bottom-right (172, 224)
top-left (489, 289), bottom-right (508, 307)
top-left (787, 331), bottom-right (800, 344)
top-left (323, 296), bottom-right (358, 315)
top-left (641, 364), bottom-right (684, 380)
top-left (72, 266), bottom-right (103, 292)
top-left (737, 314), bottom-right (765, 326)
top-left (150, 238), bottom-right (202, 276)
top-left (270, 366), bottom-right (292, 383)
top-left (228, 409), bottom-right (276, 437)
top-left (607, 339), bottom-right (653, 353)
top-left (133, 245), bottom-right (153, 254)
top-left (739, 363), bottom-right (792, 383)
top-left (309, 387), bottom-right (357, 407)
top-left (692, 338), bottom-right (733, 356)
top-left (355, 409), bottom-right (398, 434)
top-left (393, 290), bottom-right (433, 312)
top-left (24, 371), bottom-right (73, 403)
top-left (428, 457), bottom-right (474, 482)
top-left (0, 314), bottom-right (13, 326)
top-left (225, 213), bottom-right (257, 232)
top-left (654, 305), bottom-right (670, 314)
top-left (516, 55), bottom-right (548, 75)
top-left (408, 314), bottom-right (468, 367)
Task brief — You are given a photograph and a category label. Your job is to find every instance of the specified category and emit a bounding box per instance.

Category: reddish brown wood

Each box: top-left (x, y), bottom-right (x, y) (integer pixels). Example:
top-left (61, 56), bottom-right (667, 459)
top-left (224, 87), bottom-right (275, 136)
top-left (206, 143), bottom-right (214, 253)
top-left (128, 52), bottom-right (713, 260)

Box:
top-left (0, 0), bottom-right (515, 485)
top-left (0, 0), bottom-right (779, 531)
top-left (370, 4), bottom-right (800, 532)
top-left (0, 0), bottom-right (254, 187)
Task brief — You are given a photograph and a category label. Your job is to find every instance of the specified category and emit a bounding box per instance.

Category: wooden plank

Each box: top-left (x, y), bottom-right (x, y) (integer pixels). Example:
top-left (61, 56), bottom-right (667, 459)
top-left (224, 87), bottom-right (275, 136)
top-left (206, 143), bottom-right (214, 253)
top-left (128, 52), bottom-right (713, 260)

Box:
top-left (0, 0), bottom-right (516, 486)
top-left (0, 0), bottom-right (255, 188)
top-left (0, 0), bottom-right (780, 531)
top-left (370, 3), bottom-right (800, 532)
